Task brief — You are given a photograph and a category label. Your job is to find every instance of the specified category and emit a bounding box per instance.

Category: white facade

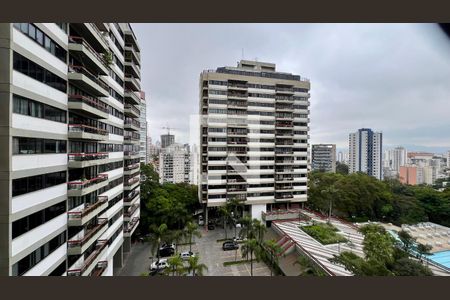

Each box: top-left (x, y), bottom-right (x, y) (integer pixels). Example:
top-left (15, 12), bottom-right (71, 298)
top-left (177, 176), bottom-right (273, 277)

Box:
top-left (383, 146), bottom-right (407, 174)
top-left (139, 91), bottom-right (148, 164)
top-left (199, 60), bottom-right (310, 220)
top-left (348, 128), bottom-right (383, 180)
top-left (159, 143), bottom-right (191, 184)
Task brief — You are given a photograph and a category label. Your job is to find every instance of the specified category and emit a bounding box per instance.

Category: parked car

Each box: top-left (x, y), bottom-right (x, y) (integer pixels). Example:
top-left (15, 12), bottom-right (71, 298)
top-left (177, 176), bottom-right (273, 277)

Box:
top-left (232, 236), bottom-right (247, 243)
top-left (198, 215), bottom-right (204, 226)
top-left (222, 241), bottom-right (239, 251)
top-left (159, 243), bottom-right (175, 257)
top-left (150, 259), bottom-right (169, 271)
top-left (179, 251), bottom-right (195, 261)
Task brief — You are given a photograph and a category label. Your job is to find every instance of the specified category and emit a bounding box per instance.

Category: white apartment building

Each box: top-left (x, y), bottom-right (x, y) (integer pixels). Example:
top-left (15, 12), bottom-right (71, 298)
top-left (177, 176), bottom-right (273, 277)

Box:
top-left (138, 91), bottom-right (147, 164)
top-left (383, 146), bottom-right (407, 174)
top-left (199, 60), bottom-right (310, 222)
top-left (0, 23), bottom-right (141, 276)
top-left (311, 144), bottom-right (336, 173)
top-left (159, 143), bottom-right (191, 184)
top-left (348, 128), bottom-right (383, 180)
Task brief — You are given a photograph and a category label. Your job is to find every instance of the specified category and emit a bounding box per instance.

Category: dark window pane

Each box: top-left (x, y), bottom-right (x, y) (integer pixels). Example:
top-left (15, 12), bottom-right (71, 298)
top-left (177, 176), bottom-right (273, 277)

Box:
top-left (28, 24), bottom-right (36, 40)
top-left (36, 29), bottom-right (44, 45)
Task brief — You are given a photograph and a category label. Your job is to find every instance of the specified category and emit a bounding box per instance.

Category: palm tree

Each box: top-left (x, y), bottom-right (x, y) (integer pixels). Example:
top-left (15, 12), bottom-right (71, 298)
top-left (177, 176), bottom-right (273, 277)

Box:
top-left (227, 197), bottom-right (245, 237)
top-left (294, 255), bottom-right (325, 276)
top-left (252, 219), bottom-right (266, 245)
top-left (187, 255), bottom-right (208, 276)
top-left (171, 229), bottom-right (186, 254)
top-left (264, 239), bottom-right (283, 276)
top-left (148, 223), bottom-right (169, 262)
top-left (219, 205), bottom-right (232, 239)
top-left (239, 216), bottom-right (253, 239)
top-left (241, 238), bottom-right (263, 276)
top-left (185, 221), bottom-right (202, 252)
top-left (166, 256), bottom-right (185, 276)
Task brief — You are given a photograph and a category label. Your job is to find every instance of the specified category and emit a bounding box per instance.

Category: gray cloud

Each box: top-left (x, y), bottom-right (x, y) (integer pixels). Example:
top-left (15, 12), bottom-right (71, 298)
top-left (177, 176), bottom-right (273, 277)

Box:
top-left (133, 23), bottom-right (450, 149)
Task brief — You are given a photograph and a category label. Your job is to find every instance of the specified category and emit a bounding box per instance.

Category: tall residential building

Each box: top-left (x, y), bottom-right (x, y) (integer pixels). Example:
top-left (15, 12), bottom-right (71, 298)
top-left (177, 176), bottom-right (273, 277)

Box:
top-left (199, 60), bottom-right (310, 221)
top-left (384, 146), bottom-right (407, 173)
top-left (138, 91), bottom-right (147, 164)
top-left (447, 150), bottom-right (450, 168)
top-left (311, 144), bottom-right (336, 173)
top-left (0, 23), bottom-right (141, 276)
top-left (348, 128), bottom-right (383, 180)
top-left (158, 143), bottom-right (191, 184)
top-left (399, 166), bottom-right (418, 185)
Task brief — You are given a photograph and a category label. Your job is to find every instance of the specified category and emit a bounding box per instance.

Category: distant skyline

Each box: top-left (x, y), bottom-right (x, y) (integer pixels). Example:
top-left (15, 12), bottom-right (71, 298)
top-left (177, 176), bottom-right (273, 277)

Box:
top-left (133, 23), bottom-right (450, 149)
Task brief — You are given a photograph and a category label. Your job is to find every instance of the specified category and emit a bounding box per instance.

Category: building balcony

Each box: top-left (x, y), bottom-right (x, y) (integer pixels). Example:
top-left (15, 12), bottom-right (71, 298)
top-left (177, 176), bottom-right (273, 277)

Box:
top-left (124, 104), bottom-right (140, 118)
top-left (124, 73), bottom-right (141, 92)
top-left (68, 152), bottom-right (109, 168)
top-left (262, 208), bottom-right (309, 222)
top-left (275, 150), bottom-right (294, 156)
top-left (70, 23), bottom-right (109, 53)
top-left (124, 163), bottom-right (140, 175)
top-left (66, 240), bottom-right (108, 276)
top-left (275, 193), bottom-right (294, 201)
top-left (91, 260), bottom-right (108, 277)
top-left (124, 217), bottom-right (140, 237)
top-left (124, 150), bottom-right (140, 159)
top-left (124, 175), bottom-right (140, 190)
top-left (124, 119), bottom-right (140, 131)
top-left (67, 218), bottom-right (108, 255)
top-left (275, 87), bottom-right (294, 94)
top-left (68, 36), bottom-right (109, 75)
top-left (276, 106), bottom-right (294, 112)
top-left (67, 175), bottom-right (109, 197)
top-left (124, 204), bottom-right (139, 221)
top-left (68, 65), bottom-right (109, 97)
top-left (275, 159), bottom-right (294, 165)
top-left (124, 190), bottom-right (140, 204)
top-left (68, 94), bottom-right (109, 119)
top-left (227, 83), bottom-right (248, 90)
top-left (124, 89), bottom-right (141, 105)
top-left (124, 135), bottom-right (140, 145)
top-left (275, 176), bottom-right (294, 182)
top-left (124, 59), bottom-right (141, 79)
top-left (275, 168), bottom-right (293, 174)
top-left (68, 124), bottom-right (108, 141)
top-left (125, 43), bottom-right (141, 65)
top-left (227, 92), bottom-right (248, 100)
top-left (67, 196), bottom-right (109, 227)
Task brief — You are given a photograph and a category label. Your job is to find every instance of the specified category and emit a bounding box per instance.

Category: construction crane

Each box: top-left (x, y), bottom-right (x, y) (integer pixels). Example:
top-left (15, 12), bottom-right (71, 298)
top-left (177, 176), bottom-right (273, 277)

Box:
top-left (161, 125), bottom-right (178, 136)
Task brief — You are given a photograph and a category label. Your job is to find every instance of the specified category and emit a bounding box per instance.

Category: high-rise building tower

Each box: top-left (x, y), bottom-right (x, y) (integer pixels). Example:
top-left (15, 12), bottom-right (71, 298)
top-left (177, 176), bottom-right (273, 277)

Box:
top-left (138, 91), bottom-right (147, 164)
top-left (161, 134), bottom-right (174, 149)
top-left (0, 23), bottom-right (141, 276)
top-left (199, 60), bottom-right (310, 221)
top-left (348, 128), bottom-right (383, 180)
top-left (158, 143), bottom-right (191, 184)
top-left (311, 144), bottom-right (336, 173)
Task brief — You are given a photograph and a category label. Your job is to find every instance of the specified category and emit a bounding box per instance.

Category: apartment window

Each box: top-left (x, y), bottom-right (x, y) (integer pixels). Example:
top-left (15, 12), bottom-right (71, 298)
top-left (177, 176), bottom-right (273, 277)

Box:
top-left (13, 94), bottom-right (66, 123)
top-left (14, 23), bottom-right (66, 62)
top-left (12, 201), bottom-right (66, 239)
top-left (13, 137), bottom-right (66, 155)
top-left (12, 232), bottom-right (66, 276)
top-left (12, 171), bottom-right (66, 197)
top-left (13, 52), bottom-right (67, 92)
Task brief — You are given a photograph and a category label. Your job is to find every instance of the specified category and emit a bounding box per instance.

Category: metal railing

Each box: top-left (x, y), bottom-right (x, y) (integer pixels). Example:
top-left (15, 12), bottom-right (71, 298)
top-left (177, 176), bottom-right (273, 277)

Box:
top-left (124, 190), bottom-right (140, 202)
top-left (68, 94), bottom-right (108, 113)
top-left (67, 196), bottom-right (108, 220)
top-left (67, 175), bottom-right (108, 191)
top-left (68, 152), bottom-right (108, 162)
top-left (68, 124), bottom-right (108, 136)
top-left (67, 240), bottom-right (108, 276)
top-left (68, 36), bottom-right (108, 67)
top-left (67, 218), bottom-right (108, 248)
top-left (124, 104), bottom-right (140, 115)
top-left (68, 65), bottom-right (109, 91)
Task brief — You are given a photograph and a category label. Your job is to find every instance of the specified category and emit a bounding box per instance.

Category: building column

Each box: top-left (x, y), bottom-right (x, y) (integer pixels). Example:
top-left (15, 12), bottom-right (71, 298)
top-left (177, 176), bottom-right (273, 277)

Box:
top-left (113, 245), bottom-right (123, 269)
top-left (204, 204), bottom-right (208, 231)
top-left (123, 237), bottom-right (131, 253)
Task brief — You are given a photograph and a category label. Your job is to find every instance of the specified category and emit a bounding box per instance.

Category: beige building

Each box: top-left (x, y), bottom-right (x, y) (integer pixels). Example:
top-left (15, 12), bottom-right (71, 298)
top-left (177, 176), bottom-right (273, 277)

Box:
top-left (199, 60), bottom-right (310, 222)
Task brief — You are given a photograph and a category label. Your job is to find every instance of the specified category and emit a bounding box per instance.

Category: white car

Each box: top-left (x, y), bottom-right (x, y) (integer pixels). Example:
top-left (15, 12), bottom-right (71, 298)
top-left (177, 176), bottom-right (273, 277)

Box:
top-left (179, 251), bottom-right (195, 261)
top-left (150, 259), bottom-right (169, 271)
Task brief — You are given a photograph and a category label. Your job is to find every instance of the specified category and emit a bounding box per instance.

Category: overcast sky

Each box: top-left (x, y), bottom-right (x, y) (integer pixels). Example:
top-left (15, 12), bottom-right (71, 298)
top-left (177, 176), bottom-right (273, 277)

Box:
top-left (133, 23), bottom-right (450, 150)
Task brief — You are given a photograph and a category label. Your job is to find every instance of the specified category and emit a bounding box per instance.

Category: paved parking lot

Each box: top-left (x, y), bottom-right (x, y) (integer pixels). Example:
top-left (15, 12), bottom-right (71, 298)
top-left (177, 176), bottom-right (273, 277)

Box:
top-left (117, 226), bottom-right (271, 276)
top-left (196, 227), bottom-right (271, 276)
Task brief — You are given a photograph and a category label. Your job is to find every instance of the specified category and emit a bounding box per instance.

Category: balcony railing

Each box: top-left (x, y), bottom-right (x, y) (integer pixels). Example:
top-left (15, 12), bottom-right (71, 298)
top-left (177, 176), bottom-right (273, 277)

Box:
top-left (68, 94), bottom-right (108, 113)
top-left (91, 260), bottom-right (108, 277)
top-left (68, 124), bottom-right (108, 136)
top-left (68, 152), bottom-right (108, 162)
top-left (275, 87), bottom-right (294, 92)
top-left (125, 43), bottom-right (141, 61)
top-left (124, 104), bottom-right (140, 115)
top-left (67, 196), bottom-right (108, 220)
top-left (67, 240), bottom-right (108, 276)
top-left (67, 175), bottom-right (108, 192)
top-left (125, 119), bottom-right (140, 127)
top-left (124, 150), bottom-right (139, 156)
top-left (124, 176), bottom-right (140, 186)
top-left (228, 83), bottom-right (248, 88)
top-left (67, 218), bottom-right (108, 248)
top-left (124, 190), bottom-right (140, 202)
top-left (275, 194), bottom-right (294, 199)
top-left (124, 204), bottom-right (139, 218)
top-left (68, 65), bottom-right (109, 91)
top-left (124, 163), bottom-right (140, 171)
top-left (68, 36), bottom-right (108, 68)
top-left (125, 217), bottom-right (140, 233)
top-left (228, 92), bottom-right (248, 98)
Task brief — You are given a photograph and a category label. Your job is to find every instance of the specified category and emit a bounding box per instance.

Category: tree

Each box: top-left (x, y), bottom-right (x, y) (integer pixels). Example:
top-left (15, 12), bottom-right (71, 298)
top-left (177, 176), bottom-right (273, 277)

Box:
top-left (241, 238), bottom-right (263, 276)
top-left (166, 256), bottom-right (185, 276)
top-left (187, 255), bottom-right (208, 276)
top-left (360, 224), bottom-right (395, 265)
top-left (391, 258), bottom-right (433, 276)
top-left (171, 229), bottom-right (187, 254)
top-left (219, 205), bottom-right (232, 239)
top-left (397, 230), bottom-right (416, 253)
top-left (148, 223), bottom-right (169, 263)
top-left (336, 162), bottom-right (349, 175)
top-left (226, 197), bottom-right (245, 237)
top-left (295, 255), bottom-right (327, 276)
top-left (185, 221), bottom-right (201, 252)
top-left (252, 218), bottom-right (267, 245)
top-left (264, 239), bottom-right (283, 276)
top-left (416, 243), bottom-right (432, 261)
